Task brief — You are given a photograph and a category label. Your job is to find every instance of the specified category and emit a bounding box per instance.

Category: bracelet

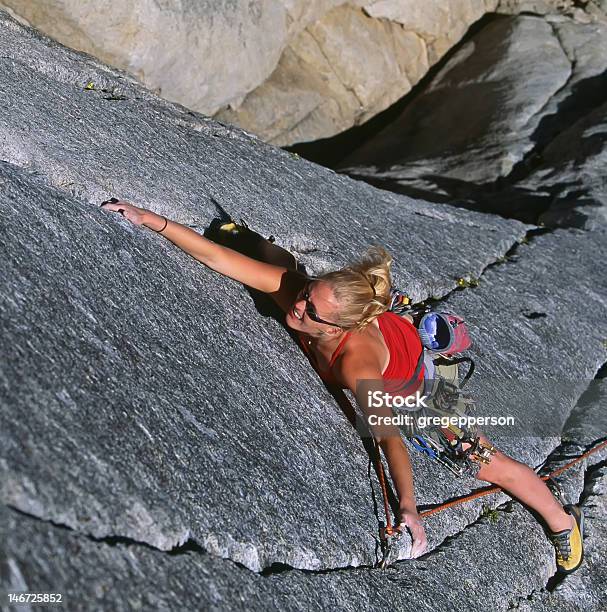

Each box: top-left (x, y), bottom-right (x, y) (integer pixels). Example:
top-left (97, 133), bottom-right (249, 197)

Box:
top-left (154, 216), bottom-right (168, 233)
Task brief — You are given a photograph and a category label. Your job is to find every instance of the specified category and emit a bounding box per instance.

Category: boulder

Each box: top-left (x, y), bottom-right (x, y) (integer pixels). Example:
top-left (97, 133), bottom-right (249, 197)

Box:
top-left (340, 15), bottom-right (571, 195)
top-left (215, 3), bottom-right (430, 145)
top-left (217, 1), bottom-right (500, 145)
top-left (340, 15), bottom-right (607, 227)
top-left (363, 0), bottom-right (498, 63)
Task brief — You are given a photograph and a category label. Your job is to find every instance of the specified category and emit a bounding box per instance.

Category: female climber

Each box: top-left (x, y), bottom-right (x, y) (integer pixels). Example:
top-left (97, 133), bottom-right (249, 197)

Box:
top-left (100, 199), bottom-right (584, 573)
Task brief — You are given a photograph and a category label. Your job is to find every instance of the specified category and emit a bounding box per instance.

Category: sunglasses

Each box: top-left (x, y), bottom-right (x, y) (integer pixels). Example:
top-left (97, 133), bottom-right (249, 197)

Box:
top-left (298, 281), bottom-right (343, 328)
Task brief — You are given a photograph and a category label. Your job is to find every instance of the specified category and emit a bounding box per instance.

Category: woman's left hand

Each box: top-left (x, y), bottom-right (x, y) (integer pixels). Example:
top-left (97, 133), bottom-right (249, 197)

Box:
top-left (101, 199), bottom-right (164, 229)
top-left (399, 509), bottom-right (427, 558)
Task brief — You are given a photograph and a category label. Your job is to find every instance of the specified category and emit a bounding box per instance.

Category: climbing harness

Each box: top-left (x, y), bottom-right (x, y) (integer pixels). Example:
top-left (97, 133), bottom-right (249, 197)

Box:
top-left (388, 290), bottom-right (490, 478)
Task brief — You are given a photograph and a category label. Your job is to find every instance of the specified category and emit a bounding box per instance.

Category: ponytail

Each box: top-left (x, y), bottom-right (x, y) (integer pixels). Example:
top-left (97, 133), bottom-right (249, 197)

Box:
top-left (319, 246), bottom-right (392, 331)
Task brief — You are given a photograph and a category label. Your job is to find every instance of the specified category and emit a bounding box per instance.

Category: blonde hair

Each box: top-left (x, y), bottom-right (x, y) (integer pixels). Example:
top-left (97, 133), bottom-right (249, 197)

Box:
top-left (319, 246), bottom-right (393, 331)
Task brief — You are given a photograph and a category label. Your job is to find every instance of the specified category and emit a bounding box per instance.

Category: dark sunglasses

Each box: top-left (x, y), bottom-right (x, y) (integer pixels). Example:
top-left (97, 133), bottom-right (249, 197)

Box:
top-left (299, 281), bottom-right (343, 328)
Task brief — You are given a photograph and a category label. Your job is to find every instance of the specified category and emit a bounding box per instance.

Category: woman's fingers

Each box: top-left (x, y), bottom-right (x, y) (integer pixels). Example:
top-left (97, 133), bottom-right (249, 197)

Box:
top-left (101, 198), bottom-right (148, 225)
top-left (399, 519), bottom-right (428, 559)
top-left (100, 200), bottom-right (146, 225)
top-left (410, 526), bottom-right (427, 558)
top-left (100, 202), bottom-right (127, 213)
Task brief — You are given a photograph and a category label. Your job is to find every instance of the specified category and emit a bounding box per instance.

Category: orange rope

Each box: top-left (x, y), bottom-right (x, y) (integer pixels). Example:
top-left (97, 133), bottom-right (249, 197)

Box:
top-left (375, 442), bottom-right (396, 535)
top-left (417, 439), bottom-right (607, 519)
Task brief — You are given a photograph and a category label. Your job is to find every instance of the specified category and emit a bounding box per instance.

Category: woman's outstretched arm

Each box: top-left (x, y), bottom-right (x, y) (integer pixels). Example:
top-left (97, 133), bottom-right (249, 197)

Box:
top-left (336, 353), bottom-right (428, 558)
top-left (101, 201), bottom-right (301, 303)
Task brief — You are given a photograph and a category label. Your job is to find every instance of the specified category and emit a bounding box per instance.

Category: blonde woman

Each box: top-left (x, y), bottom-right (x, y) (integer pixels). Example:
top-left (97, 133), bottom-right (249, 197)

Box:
top-left (101, 200), bottom-right (584, 572)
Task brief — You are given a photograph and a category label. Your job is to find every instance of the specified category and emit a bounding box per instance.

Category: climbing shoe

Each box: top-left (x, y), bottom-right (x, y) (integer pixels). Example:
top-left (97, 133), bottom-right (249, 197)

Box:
top-left (549, 504), bottom-right (584, 574)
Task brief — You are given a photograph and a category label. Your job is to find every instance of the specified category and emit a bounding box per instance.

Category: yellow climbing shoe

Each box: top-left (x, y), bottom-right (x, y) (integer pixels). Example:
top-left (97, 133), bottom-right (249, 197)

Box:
top-left (549, 504), bottom-right (584, 574)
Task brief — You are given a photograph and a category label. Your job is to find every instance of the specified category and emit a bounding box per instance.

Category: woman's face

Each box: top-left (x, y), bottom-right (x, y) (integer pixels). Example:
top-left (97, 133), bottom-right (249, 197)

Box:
top-left (285, 279), bottom-right (342, 334)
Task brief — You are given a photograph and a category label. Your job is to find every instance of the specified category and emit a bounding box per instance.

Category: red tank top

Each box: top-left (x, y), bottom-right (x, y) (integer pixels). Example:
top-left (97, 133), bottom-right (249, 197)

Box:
top-left (298, 311), bottom-right (424, 394)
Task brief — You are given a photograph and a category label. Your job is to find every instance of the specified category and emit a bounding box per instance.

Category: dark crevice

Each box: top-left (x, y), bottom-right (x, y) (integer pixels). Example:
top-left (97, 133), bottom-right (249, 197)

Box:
top-left (522, 311), bottom-right (548, 319)
top-left (5, 501), bottom-right (393, 578)
top-left (417, 226), bottom-right (550, 311)
top-left (595, 361), bottom-right (607, 379)
top-left (285, 13), bottom-right (506, 168)
top-left (3, 503), bottom-right (384, 577)
top-left (414, 498), bottom-right (514, 562)
top-left (4, 504), bottom-right (252, 574)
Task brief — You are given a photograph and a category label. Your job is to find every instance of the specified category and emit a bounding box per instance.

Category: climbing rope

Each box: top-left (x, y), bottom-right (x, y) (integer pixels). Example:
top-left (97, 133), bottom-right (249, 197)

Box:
top-left (418, 438), bottom-right (607, 519)
top-left (375, 438), bottom-right (607, 565)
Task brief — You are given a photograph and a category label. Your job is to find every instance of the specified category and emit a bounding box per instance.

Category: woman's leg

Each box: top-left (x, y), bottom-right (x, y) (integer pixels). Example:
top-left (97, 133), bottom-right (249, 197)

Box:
top-left (472, 435), bottom-right (574, 533)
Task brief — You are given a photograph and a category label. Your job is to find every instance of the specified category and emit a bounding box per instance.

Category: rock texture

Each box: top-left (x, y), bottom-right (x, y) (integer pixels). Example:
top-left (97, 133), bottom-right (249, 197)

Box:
top-left (2, 387), bottom-right (605, 611)
top-left (0, 0), bottom-right (289, 115)
top-left (216, 3), bottom-right (430, 145)
top-left (340, 14), bottom-right (607, 228)
top-left (1, 8), bottom-right (606, 610)
top-left (0, 0), bottom-right (501, 145)
top-left (0, 9), bottom-right (530, 573)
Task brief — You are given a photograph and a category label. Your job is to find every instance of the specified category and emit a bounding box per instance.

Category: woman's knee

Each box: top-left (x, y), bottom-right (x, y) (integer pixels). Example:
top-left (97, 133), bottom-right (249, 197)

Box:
top-left (471, 437), bottom-right (512, 484)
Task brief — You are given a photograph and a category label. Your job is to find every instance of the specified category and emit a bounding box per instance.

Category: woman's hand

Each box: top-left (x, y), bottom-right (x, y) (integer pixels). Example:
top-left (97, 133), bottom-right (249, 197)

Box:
top-left (399, 508), bottom-right (427, 558)
top-left (100, 199), bottom-right (165, 231)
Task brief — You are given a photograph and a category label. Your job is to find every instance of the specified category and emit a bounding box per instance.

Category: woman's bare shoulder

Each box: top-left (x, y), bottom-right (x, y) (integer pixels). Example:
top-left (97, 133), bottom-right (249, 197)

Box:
top-left (332, 328), bottom-right (385, 388)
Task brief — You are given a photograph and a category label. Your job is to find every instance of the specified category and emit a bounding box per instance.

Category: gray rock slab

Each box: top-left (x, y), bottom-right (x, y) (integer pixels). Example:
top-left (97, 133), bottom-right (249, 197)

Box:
top-left (339, 15), bottom-right (607, 227)
top-left (438, 227), bottom-right (607, 457)
top-left (0, 159), bottom-right (391, 572)
top-left (0, 10), bottom-right (527, 303)
top-left (2, 157), bottom-right (605, 576)
top-left (0, 503), bottom-right (565, 612)
top-left (340, 15), bottom-right (571, 188)
top-left (3, 367), bottom-right (605, 611)
top-left (1, 6), bottom-right (606, 583)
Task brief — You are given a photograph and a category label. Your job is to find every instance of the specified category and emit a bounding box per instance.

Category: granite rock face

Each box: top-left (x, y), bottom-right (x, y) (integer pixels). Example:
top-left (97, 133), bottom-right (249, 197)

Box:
top-left (2, 392), bottom-right (605, 611)
top-left (340, 14), bottom-right (607, 228)
top-left (0, 11), bottom-right (527, 304)
top-left (0, 9), bottom-right (529, 573)
top-left (0, 0), bottom-right (501, 145)
top-left (1, 8), bottom-right (606, 610)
